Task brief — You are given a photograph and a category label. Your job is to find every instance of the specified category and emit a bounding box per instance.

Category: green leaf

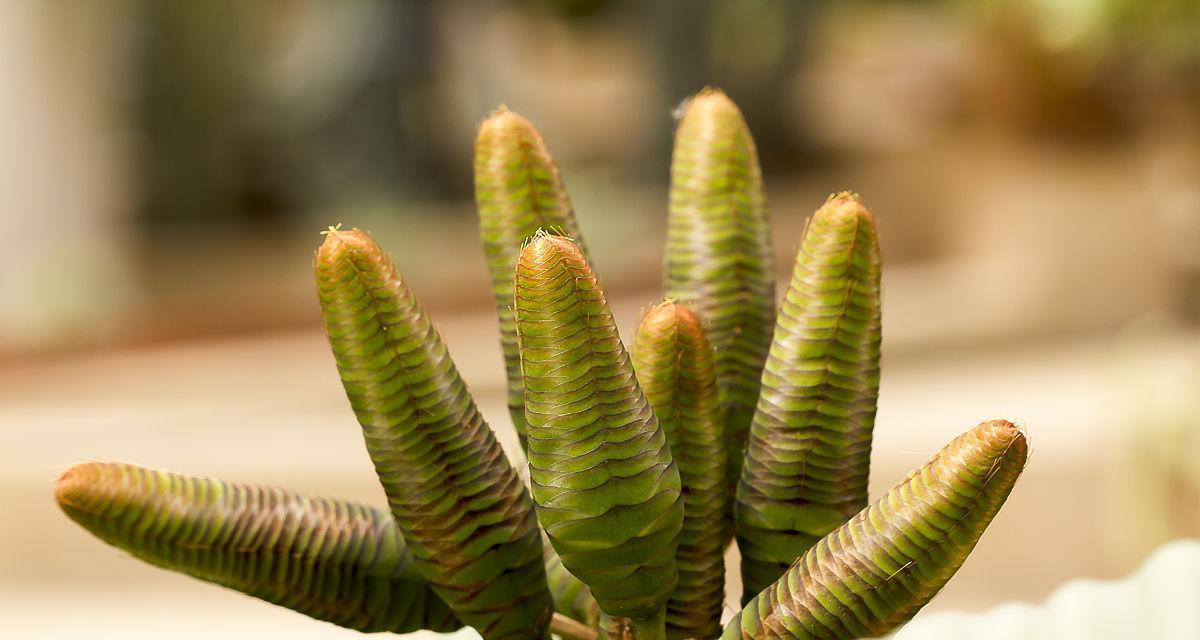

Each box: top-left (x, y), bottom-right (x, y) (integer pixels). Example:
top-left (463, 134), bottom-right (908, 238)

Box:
top-left (736, 192), bottom-right (882, 600)
top-left (724, 419), bottom-right (1028, 640)
top-left (665, 88), bottom-right (776, 511)
top-left (631, 300), bottom-right (727, 640)
top-left (475, 107), bottom-right (590, 451)
top-left (55, 462), bottom-right (461, 633)
top-left (514, 232), bottom-right (683, 630)
top-left (314, 228), bottom-right (553, 640)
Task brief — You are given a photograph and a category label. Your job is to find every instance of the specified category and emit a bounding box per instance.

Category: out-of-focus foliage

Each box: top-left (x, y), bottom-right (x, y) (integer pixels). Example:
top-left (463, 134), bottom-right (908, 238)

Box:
top-left (991, 0), bottom-right (1200, 61)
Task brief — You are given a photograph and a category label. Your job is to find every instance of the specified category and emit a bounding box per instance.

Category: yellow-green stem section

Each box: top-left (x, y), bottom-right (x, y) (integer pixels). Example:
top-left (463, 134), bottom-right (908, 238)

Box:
top-left (665, 88), bottom-right (775, 511)
top-left (735, 192), bottom-right (882, 601)
top-left (515, 232), bottom-right (683, 621)
top-left (631, 301), bottom-right (726, 639)
top-left (474, 107), bottom-right (589, 449)
top-left (315, 228), bottom-right (553, 640)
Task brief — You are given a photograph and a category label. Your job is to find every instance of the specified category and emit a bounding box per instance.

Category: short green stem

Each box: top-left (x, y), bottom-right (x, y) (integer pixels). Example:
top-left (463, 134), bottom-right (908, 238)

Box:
top-left (631, 609), bottom-right (666, 640)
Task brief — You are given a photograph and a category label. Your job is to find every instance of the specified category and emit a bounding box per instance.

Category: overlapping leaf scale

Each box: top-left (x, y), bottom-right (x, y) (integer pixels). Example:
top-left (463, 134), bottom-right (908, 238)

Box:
top-left (724, 420), bottom-right (1028, 640)
top-left (315, 229), bottom-right (553, 640)
top-left (475, 107), bottom-right (590, 450)
top-left (631, 301), bottom-right (727, 640)
top-left (545, 543), bottom-right (601, 628)
top-left (55, 462), bottom-right (460, 633)
top-left (665, 88), bottom-right (776, 504)
top-left (736, 193), bottom-right (882, 600)
top-left (523, 451), bottom-right (603, 630)
top-left (515, 233), bottom-right (684, 622)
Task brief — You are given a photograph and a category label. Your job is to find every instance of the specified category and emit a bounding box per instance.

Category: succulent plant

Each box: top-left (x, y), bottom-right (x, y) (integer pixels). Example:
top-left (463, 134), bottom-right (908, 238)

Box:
top-left (56, 89), bottom-right (1027, 640)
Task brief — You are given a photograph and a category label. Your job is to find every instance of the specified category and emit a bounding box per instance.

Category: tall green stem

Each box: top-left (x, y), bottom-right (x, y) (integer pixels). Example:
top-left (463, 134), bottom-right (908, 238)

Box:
top-left (631, 301), bottom-right (726, 639)
top-left (315, 228), bottom-right (553, 640)
top-left (665, 88), bottom-right (775, 511)
top-left (474, 107), bottom-right (589, 450)
top-left (735, 192), bottom-right (882, 601)
top-left (515, 232), bottom-right (683, 622)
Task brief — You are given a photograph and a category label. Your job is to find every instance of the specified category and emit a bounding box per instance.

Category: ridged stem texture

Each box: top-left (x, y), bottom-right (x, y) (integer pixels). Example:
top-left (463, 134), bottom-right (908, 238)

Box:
top-left (515, 233), bottom-right (683, 622)
top-left (55, 462), bottom-right (460, 633)
top-left (315, 228), bottom-right (552, 640)
top-left (665, 88), bottom-right (776, 507)
top-left (736, 192), bottom-right (882, 601)
top-left (631, 301), bottom-right (727, 640)
top-left (475, 107), bottom-right (590, 450)
top-left (724, 420), bottom-right (1028, 640)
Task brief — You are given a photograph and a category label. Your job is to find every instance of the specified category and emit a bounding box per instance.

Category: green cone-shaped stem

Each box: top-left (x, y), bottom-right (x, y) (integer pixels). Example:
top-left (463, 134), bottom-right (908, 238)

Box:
top-left (724, 420), bottom-right (1028, 640)
top-left (631, 301), bottom-right (727, 640)
top-left (315, 228), bottom-right (553, 640)
top-left (736, 192), bottom-right (882, 601)
top-left (475, 107), bottom-right (590, 450)
top-left (55, 462), bottom-right (460, 633)
top-left (665, 88), bottom-right (776, 506)
top-left (515, 232), bottom-right (683, 634)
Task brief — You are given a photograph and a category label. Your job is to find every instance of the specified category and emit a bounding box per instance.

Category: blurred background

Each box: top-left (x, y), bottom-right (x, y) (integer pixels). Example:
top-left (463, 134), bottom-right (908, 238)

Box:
top-left (2, 0), bottom-right (1198, 637)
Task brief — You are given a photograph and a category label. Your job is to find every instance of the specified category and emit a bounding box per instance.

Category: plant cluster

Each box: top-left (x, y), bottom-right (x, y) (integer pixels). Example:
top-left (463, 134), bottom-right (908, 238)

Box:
top-left (56, 89), bottom-right (1028, 640)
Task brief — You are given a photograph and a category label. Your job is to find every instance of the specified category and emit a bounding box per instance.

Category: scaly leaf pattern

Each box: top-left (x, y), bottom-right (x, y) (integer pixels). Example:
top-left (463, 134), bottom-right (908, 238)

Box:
top-left (665, 88), bottom-right (776, 508)
top-left (55, 462), bottom-right (460, 633)
top-left (315, 228), bottom-right (553, 640)
top-left (736, 192), bottom-right (882, 600)
top-left (515, 233), bottom-right (683, 636)
top-left (631, 300), bottom-right (727, 640)
top-left (725, 420), bottom-right (1028, 640)
top-left (546, 543), bottom-right (601, 629)
top-left (475, 107), bottom-right (590, 450)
